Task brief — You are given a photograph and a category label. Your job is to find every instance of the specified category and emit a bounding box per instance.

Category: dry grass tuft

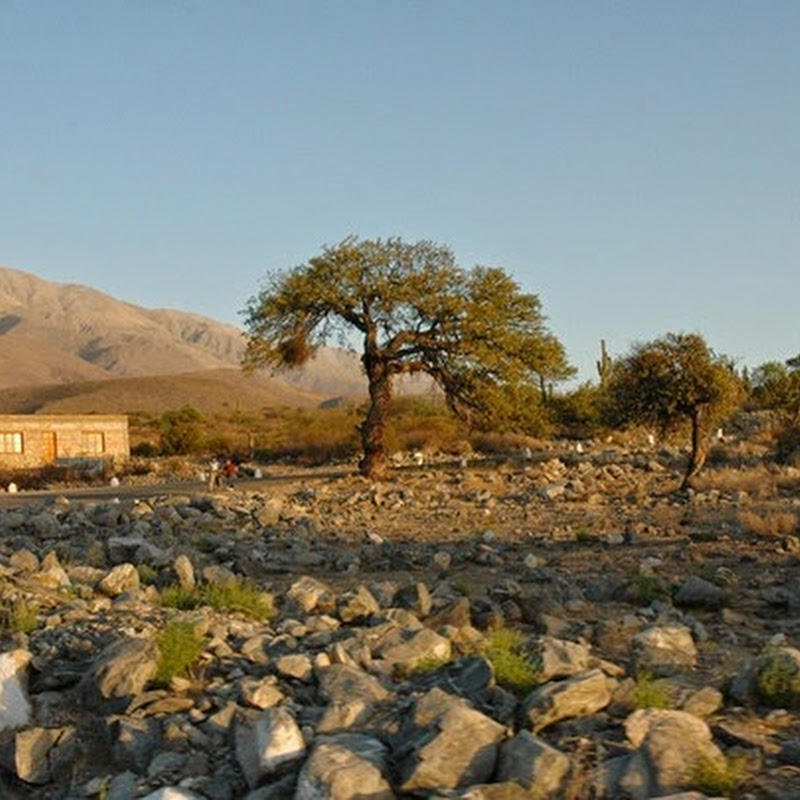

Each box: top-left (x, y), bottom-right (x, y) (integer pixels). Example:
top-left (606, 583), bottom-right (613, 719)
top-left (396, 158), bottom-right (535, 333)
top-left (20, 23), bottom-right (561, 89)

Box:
top-left (738, 508), bottom-right (798, 538)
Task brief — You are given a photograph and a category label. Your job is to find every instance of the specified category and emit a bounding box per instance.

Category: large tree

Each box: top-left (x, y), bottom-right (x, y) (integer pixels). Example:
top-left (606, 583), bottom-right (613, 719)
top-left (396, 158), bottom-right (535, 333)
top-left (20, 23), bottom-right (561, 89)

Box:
top-left (243, 236), bottom-right (573, 477)
top-left (607, 332), bottom-right (742, 489)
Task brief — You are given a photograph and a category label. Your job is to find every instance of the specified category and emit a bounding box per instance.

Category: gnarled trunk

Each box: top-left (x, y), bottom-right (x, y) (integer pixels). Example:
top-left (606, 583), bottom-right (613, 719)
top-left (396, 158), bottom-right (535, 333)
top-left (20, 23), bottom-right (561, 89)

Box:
top-left (681, 405), bottom-right (709, 490)
top-left (359, 350), bottom-right (392, 479)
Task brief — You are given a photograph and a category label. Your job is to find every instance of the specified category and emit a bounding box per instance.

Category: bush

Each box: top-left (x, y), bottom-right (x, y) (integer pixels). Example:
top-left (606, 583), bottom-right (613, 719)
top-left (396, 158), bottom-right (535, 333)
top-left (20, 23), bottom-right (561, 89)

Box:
top-left (160, 580), bottom-right (275, 622)
top-left (159, 406), bottom-right (204, 455)
top-left (632, 671), bottom-right (672, 709)
top-left (756, 647), bottom-right (800, 709)
top-left (479, 627), bottom-right (541, 696)
top-left (1, 598), bottom-right (40, 634)
top-left (154, 620), bottom-right (205, 686)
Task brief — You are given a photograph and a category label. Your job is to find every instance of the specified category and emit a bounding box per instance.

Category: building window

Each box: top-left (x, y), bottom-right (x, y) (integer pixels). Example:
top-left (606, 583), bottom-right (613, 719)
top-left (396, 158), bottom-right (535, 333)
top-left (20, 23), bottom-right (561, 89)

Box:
top-left (82, 431), bottom-right (105, 455)
top-left (0, 432), bottom-right (23, 454)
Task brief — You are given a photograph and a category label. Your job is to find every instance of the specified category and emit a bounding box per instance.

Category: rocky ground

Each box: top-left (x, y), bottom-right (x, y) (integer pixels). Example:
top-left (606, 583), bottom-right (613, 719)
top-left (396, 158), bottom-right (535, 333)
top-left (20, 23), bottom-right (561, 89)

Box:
top-left (1, 441), bottom-right (800, 798)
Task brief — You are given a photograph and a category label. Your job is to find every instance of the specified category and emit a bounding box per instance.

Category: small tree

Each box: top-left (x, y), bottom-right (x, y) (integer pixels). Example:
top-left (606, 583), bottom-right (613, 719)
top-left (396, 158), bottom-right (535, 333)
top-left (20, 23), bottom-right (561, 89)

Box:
top-left (608, 333), bottom-right (742, 489)
top-left (243, 236), bottom-right (573, 478)
top-left (750, 360), bottom-right (800, 425)
top-left (159, 406), bottom-right (203, 455)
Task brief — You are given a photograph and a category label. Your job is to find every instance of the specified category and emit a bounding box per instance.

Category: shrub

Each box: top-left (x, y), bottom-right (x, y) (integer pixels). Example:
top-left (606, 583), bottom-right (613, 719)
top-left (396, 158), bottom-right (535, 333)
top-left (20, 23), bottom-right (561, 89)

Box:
top-left (160, 580), bottom-right (275, 622)
top-left (756, 647), bottom-right (800, 709)
top-left (154, 620), bottom-right (205, 686)
top-left (1, 598), bottom-right (40, 634)
top-left (738, 509), bottom-right (797, 538)
top-left (479, 627), bottom-right (541, 696)
top-left (632, 671), bottom-right (672, 709)
top-left (205, 580), bottom-right (275, 621)
top-left (160, 585), bottom-right (203, 611)
top-left (692, 752), bottom-right (749, 797)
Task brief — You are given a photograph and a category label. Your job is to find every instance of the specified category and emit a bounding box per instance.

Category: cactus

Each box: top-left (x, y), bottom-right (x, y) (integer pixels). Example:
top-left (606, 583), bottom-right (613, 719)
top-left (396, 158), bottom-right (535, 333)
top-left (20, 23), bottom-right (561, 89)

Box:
top-left (596, 339), bottom-right (612, 385)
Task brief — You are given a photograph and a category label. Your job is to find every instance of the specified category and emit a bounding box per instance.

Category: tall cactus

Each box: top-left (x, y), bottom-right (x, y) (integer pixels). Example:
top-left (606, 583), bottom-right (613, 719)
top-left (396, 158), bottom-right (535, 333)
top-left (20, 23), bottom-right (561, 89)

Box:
top-left (596, 339), bottom-right (612, 386)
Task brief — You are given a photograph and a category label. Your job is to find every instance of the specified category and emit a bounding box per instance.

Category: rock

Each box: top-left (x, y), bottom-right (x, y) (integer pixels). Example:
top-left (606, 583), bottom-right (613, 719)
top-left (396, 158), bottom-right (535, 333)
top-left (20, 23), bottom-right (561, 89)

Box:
top-left (0, 650), bottom-right (32, 733)
top-left (398, 690), bottom-right (506, 792)
top-left (337, 585), bottom-right (380, 623)
top-left (674, 575), bottom-right (727, 610)
top-left (83, 636), bottom-right (159, 710)
top-left (496, 730), bottom-right (571, 797)
top-left (295, 733), bottom-right (394, 799)
top-left (535, 635), bottom-right (593, 681)
top-left (522, 669), bottom-right (617, 732)
top-left (286, 575), bottom-right (336, 614)
top-left (97, 562), bottom-right (140, 597)
top-left (235, 707), bottom-right (306, 788)
top-left (632, 625), bottom-right (697, 676)
top-left (617, 709), bottom-right (728, 798)
top-left (0, 726), bottom-right (77, 784)
top-left (173, 554), bottom-right (196, 588)
top-left (374, 627), bottom-right (452, 674)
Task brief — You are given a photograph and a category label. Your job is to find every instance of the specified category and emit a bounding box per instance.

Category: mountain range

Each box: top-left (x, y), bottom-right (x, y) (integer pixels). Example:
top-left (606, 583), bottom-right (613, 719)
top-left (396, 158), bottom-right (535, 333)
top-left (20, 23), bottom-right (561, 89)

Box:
top-left (0, 266), bottom-right (380, 414)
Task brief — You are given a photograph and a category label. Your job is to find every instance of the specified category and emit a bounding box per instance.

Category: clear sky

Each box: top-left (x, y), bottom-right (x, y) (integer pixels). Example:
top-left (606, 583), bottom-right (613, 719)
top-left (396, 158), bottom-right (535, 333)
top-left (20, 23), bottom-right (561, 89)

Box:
top-left (2, 1), bottom-right (798, 382)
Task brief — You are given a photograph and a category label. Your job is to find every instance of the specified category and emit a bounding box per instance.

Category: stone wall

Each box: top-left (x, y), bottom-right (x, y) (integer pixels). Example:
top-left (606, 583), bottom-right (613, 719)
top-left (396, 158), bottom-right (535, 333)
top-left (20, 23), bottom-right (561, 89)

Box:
top-left (0, 414), bottom-right (129, 468)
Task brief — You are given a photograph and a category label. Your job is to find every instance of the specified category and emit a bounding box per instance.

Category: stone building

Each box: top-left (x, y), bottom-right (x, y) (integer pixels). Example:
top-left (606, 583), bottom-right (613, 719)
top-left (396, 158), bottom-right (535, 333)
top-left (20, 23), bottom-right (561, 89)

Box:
top-left (0, 414), bottom-right (129, 469)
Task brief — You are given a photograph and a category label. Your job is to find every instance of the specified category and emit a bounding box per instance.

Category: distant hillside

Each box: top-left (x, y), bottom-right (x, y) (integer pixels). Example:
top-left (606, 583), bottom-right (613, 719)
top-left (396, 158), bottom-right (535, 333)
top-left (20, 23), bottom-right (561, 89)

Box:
top-left (0, 265), bottom-right (434, 411)
top-left (0, 266), bottom-right (246, 387)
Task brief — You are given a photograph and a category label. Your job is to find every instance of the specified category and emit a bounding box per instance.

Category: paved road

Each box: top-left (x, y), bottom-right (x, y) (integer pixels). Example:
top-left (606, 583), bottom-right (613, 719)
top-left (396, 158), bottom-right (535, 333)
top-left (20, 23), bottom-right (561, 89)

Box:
top-left (0, 468), bottom-right (353, 510)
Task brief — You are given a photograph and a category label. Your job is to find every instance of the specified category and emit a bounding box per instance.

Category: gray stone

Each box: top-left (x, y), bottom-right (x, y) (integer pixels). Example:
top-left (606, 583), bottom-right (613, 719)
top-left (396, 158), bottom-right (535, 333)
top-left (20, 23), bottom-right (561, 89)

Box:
top-left (83, 636), bottom-right (158, 709)
top-left (0, 726), bottom-right (77, 784)
top-left (173, 553), bottom-right (196, 588)
top-left (97, 562), bottom-right (140, 597)
top-left (618, 709), bottom-right (728, 798)
top-left (674, 575), bottom-right (727, 610)
top-left (633, 625), bottom-right (697, 676)
top-left (337, 585), bottom-right (380, 623)
top-left (536, 635), bottom-right (593, 681)
top-left (295, 733), bottom-right (394, 800)
top-left (0, 650), bottom-right (32, 733)
top-left (523, 668), bottom-right (616, 732)
top-left (235, 707), bottom-right (306, 788)
top-left (497, 730), bottom-right (570, 797)
top-left (398, 693), bottom-right (506, 792)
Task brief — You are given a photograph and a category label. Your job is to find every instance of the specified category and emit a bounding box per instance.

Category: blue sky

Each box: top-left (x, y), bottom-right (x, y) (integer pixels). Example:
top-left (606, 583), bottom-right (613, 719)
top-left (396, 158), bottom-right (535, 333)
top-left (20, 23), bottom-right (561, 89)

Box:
top-left (2, 1), bottom-right (798, 382)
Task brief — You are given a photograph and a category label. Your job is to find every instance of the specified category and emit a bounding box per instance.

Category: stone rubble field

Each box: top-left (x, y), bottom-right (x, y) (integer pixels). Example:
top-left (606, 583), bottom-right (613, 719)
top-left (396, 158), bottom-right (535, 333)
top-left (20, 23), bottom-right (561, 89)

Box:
top-left (1, 443), bottom-right (800, 798)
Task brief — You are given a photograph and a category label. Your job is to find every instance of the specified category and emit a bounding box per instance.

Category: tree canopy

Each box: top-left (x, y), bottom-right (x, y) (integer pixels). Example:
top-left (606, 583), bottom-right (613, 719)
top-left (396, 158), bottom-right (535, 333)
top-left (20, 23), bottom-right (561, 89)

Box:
top-left (243, 236), bottom-right (572, 477)
top-left (607, 332), bottom-right (742, 489)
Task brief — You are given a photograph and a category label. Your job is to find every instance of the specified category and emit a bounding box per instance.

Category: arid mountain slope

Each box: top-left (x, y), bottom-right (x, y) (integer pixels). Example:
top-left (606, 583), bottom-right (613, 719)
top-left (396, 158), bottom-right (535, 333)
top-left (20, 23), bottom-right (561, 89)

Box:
top-left (0, 265), bottom-right (434, 411)
top-left (0, 266), bottom-right (246, 387)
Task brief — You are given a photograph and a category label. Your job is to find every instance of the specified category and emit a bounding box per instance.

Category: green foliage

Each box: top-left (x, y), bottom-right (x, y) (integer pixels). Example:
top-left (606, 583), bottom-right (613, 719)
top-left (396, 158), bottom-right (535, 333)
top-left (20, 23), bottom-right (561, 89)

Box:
top-left (692, 753), bottom-right (748, 797)
top-left (631, 671), bottom-right (672, 709)
top-left (204, 580), bottom-right (275, 621)
top-left (624, 570), bottom-right (670, 605)
top-left (479, 627), bottom-right (542, 696)
top-left (136, 564), bottom-right (159, 586)
top-left (244, 236), bottom-right (572, 476)
top-left (160, 585), bottom-right (204, 611)
top-left (159, 405), bottom-right (204, 455)
top-left (608, 333), bottom-right (742, 434)
top-left (749, 360), bottom-right (800, 423)
top-left (160, 580), bottom-right (275, 621)
top-left (756, 647), bottom-right (800, 708)
top-left (1, 598), bottom-right (40, 634)
top-left (607, 333), bottom-right (742, 486)
top-left (154, 620), bottom-right (206, 686)
top-left (550, 381), bottom-right (610, 437)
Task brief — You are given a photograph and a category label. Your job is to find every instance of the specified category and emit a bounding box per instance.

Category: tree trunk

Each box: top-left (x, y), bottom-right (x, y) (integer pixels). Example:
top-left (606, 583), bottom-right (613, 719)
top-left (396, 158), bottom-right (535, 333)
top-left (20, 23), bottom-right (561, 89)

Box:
top-left (681, 405), bottom-right (709, 490)
top-left (359, 353), bottom-right (392, 479)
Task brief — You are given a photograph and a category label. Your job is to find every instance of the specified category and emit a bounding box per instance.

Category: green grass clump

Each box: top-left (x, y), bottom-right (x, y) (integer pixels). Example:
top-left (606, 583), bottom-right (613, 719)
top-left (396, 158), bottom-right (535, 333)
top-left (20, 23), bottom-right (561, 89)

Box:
top-left (756, 647), bottom-right (800, 709)
top-left (154, 620), bottom-right (206, 687)
top-left (1, 599), bottom-right (40, 634)
top-left (160, 584), bottom-right (204, 611)
top-left (479, 627), bottom-right (541, 697)
top-left (625, 570), bottom-right (670, 605)
top-left (204, 579), bottom-right (275, 621)
top-left (692, 753), bottom-right (748, 797)
top-left (160, 579), bottom-right (275, 621)
top-left (632, 671), bottom-right (672, 709)
top-left (136, 564), bottom-right (159, 586)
